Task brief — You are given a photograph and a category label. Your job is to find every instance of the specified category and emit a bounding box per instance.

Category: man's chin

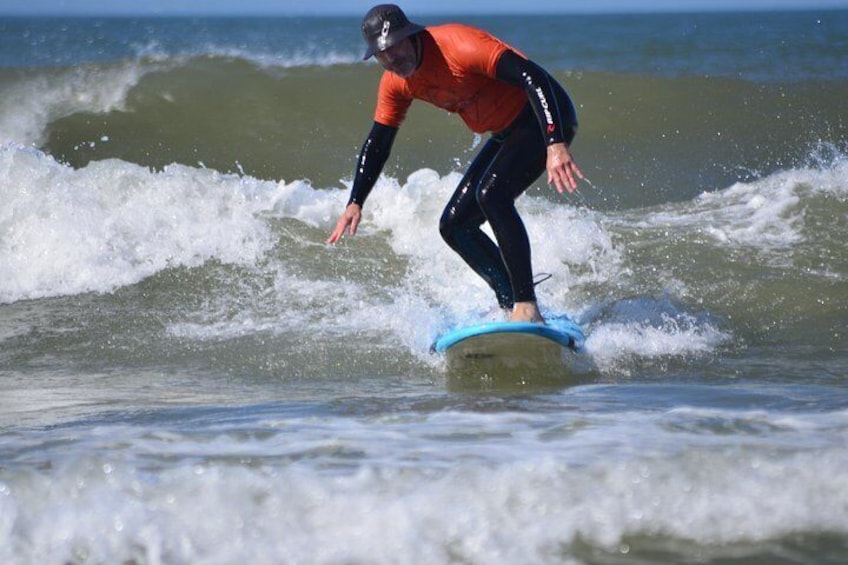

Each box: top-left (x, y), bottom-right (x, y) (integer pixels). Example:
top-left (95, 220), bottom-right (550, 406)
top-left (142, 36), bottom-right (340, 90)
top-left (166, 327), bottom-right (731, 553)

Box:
top-left (392, 62), bottom-right (417, 78)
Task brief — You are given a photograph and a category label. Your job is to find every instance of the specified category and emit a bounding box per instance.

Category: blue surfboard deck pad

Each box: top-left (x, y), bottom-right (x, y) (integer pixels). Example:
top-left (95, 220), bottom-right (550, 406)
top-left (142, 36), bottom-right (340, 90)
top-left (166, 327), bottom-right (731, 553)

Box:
top-left (432, 315), bottom-right (585, 358)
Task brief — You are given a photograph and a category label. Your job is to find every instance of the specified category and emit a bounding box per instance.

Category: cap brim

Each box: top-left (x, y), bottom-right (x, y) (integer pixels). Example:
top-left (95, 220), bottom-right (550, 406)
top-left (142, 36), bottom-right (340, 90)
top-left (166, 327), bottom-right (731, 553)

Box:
top-left (362, 24), bottom-right (424, 61)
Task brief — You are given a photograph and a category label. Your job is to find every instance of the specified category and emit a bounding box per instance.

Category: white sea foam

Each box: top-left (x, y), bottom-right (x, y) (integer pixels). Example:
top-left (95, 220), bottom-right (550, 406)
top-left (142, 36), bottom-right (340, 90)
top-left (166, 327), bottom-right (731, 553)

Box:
top-left (630, 157), bottom-right (848, 256)
top-left (584, 312), bottom-right (729, 375)
top-left (0, 63), bottom-right (156, 146)
top-left (201, 45), bottom-right (361, 70)
top-left (1, 408), bottom-right (847, 564)
top-left (577, 295), bottom-right (730, 375)
top-left (0, 147), bottom-right (737, 366)
top-left (127, 37), bottom-right (362, 70)
top-left (0, 144), bottom-right (312, 304)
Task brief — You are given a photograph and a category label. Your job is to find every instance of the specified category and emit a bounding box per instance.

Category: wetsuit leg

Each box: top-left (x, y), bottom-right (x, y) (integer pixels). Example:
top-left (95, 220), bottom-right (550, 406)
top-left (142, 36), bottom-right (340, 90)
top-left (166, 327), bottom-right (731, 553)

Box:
top-left (475, 113), bottom-right (548, 305)
top-left (440, 104), bottom-right (577, 309)
top-left (439, 138), bottom-right (515, 308)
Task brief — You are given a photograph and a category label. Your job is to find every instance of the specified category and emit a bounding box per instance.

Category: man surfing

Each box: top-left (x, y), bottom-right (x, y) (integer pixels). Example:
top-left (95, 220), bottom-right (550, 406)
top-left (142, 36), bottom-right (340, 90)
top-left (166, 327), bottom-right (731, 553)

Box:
top-left (328, 4), bottom-right (584, 323)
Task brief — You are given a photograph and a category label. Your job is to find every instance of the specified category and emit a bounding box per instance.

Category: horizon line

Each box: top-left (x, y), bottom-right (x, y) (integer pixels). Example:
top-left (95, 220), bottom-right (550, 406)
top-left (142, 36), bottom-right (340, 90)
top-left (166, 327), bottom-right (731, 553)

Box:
top-left (2, 6), bottom-right (847, 17)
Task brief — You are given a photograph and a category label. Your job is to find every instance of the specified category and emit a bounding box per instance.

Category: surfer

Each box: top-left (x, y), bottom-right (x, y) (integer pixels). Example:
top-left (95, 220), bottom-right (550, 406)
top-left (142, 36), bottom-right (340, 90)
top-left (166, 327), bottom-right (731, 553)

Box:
top-left (327, 4), bottom-right (584, 323)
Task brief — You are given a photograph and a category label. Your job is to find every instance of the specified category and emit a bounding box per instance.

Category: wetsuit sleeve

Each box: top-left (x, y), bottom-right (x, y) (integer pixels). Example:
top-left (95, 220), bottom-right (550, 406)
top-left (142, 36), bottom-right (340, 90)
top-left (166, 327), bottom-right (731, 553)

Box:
top-left (348, 121), bottom-right (398, 207)
top-left (495, 49), bottom-right (573, 146)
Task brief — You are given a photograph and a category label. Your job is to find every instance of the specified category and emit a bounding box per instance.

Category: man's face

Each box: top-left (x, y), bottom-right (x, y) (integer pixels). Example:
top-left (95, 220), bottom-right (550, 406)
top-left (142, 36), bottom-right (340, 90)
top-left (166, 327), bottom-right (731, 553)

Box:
top-left (375, 37), bottom-right (419, 78)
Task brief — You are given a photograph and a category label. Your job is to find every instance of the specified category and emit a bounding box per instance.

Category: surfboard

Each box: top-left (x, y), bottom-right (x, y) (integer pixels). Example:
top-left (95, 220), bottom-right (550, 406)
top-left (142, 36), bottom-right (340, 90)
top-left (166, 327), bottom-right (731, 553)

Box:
top-left (432, 315), bottom-right (585, 362)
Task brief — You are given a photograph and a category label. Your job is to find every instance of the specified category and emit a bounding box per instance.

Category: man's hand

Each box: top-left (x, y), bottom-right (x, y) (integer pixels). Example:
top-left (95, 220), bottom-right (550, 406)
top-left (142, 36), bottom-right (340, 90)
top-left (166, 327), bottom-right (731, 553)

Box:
top-left (546, 142), bottom-right (584, 194)
top-left (326, 203), bottom-right (363, 244)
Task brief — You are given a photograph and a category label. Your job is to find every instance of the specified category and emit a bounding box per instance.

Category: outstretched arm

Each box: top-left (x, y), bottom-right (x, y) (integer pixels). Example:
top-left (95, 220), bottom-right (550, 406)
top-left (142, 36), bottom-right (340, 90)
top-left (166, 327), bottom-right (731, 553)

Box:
top-left (326, 121), bottom-right (398, 244)
top-left (495, 50), bottom-right (584, 194)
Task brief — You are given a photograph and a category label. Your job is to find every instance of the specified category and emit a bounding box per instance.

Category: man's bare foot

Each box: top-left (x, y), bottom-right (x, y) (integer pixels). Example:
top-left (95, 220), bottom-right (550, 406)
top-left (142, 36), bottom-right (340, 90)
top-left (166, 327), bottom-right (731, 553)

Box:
top-left (509, 301), bottom-right (546, 324)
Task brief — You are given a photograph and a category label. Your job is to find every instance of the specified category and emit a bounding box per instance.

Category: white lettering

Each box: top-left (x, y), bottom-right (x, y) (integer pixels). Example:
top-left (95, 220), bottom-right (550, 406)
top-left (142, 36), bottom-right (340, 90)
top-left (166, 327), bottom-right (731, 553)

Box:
top-left (535, 87), bottom-right (554, 126)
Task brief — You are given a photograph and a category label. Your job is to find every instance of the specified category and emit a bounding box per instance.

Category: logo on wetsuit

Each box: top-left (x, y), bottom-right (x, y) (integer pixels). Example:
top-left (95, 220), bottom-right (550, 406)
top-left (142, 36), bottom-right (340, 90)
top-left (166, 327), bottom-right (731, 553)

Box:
top-left (535, 86), bottom-right (556, 134)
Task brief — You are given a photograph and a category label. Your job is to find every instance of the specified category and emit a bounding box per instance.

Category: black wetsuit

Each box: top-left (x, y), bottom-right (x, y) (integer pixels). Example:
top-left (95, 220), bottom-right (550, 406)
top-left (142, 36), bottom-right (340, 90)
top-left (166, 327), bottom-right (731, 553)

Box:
top-left (348, 49), bottom-right (578, 309)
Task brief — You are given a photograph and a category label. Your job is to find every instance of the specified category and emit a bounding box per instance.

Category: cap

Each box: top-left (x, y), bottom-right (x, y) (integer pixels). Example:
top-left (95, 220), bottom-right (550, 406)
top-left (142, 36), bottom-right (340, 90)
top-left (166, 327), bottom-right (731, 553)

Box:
top-left (361, 4), bottom-right (424, 60)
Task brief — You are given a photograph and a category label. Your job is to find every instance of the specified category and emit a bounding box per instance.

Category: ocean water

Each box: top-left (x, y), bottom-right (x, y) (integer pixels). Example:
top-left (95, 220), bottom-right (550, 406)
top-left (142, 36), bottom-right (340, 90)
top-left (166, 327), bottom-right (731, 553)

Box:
top-left (1, 10), bottom-right (847, 564)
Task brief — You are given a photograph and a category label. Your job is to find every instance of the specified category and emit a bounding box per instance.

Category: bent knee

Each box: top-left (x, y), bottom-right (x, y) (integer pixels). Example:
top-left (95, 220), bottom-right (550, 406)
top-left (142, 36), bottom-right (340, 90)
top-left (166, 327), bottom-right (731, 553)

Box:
top-left (439, 213), bottom-right (458, 244)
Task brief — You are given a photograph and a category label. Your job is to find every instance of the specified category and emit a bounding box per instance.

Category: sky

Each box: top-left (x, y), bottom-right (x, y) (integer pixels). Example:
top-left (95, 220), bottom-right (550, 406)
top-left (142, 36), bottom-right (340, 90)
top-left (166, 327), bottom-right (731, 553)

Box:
top-left (2, 0), bottom-right (848, 16)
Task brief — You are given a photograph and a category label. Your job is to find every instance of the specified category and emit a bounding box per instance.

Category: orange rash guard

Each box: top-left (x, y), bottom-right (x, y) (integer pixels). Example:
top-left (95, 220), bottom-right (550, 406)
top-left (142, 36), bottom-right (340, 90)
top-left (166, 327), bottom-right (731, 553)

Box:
top-left (373, 23), bottom-right (528, 134)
